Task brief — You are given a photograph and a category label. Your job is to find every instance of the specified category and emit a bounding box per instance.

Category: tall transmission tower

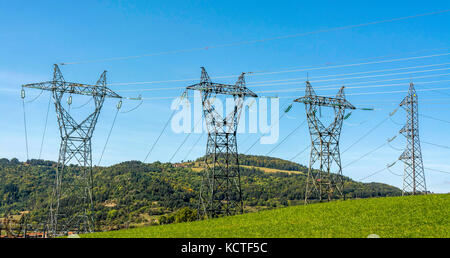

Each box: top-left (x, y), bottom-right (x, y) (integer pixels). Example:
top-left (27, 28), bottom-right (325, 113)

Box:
top-left (295, 81), bottom-right (355, 203)
top-left (22, 64), bottom-right (121, 236)
top-left (186, 67), bottom-right (257, 218)
top-left (399, 82), bottom-right (427, 195)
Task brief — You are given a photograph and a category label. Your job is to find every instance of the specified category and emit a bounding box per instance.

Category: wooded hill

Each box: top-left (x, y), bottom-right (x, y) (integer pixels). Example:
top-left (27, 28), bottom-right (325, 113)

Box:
top-left (0, 155), bottom-right (401, 231)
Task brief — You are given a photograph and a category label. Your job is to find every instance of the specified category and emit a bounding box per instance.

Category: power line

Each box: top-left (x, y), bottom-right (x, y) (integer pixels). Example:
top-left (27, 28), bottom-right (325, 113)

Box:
top-left (240, 98), bottom-right (289, 149)
top-left (358, 167), bottom-right (388, 181)
top-left (266, 119), bottom-right (306, 156)
top-left (358, 160), bottom-right (403, 181)
top-left (342, 116), bottom-right (391, 154)
top-left (422, 140), bottom-right (450, 150)
top-left (124, 79), bottom-right (450, 101)
top-left (72, 98), bottom-right (93, 109)
top-left (38, 94), bottom-right (52, 159)
top-left (24, 90), bottom-right (44, 103)
top-left (168, 117), bottom-right (203, 163)
top-left (257, 77), bottom-right (450, 94)
top-left (419, 113), bottom-right (450, 124)
top-left (121, 99), bottom-right (144, 113)
top-left (248, 52), bottom-right (450, 77)
top-left (111, 51), bottom-right (450, 88)
top-left (343, 141), bottom-right (389, 169)
top-left (97, 102), bottom-right (121, 166)
top-left (254, 69), bottom-right (450, 92)
top-left (244, 101), bottom-right (294, 154)
top-left (289, 144), bottom-right (310, 161)
top-left (328, 83), bottom-right (450, 97)
top-left (61, 9), bottom-right (450, 65)
top-left (143, 92), bottom-right (187, 162)
top-left (425, 167), bottom-right (450, 175)
top-left (114, 64), bottom-right (450, 92)
top-left (246, 61), bottom-right (450, 85)
top-left (387, 166), bottom-right (403, 177)
top-left (183, 132), bottom-right (204, 161)
top-left (21, 93), bottom-right (29, 161)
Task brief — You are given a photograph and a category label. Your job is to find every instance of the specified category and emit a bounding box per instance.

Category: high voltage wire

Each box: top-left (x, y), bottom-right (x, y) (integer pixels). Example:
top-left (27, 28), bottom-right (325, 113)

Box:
top-left (422, 141), bottom-right (450, 150)
top-left (142, 91), bottom-right (187, 162)
top-left (419, 113), bottom-right (450, 124)
top-left (38, 94), bottom-right (52, 159)
top-left (289, 144), bottom-right (310, 162)
top-left (183, 133), bottom-right (204, 162)
top-left (266, 119), bottom-right (306, 156)
top-left (123, 79), bottom-right (450, 101)
top-left (72, 98), bottom-right (93, 109)
top-left (169, 116), bottom-right (203, 163)
top-left (361, 164), bottom-right (450, 180)
top-left (21, 97), bottom-right (29, 161)
top-left (244, 100), bottom-right (294, 154)
top-left (425, 167), bottom-right (450, 175)
top-left (348, 135), bottom-right (450, 182)
top-left (256, 73), bottom-right (450, 94)
top-left (24, 90), bottom-right (44, 103)
top-left (111, 51), bottom-right (450, 88)
top-left (358, 167), bottom-right (388, 181)
top-left (340, 106), bottom-right (401, 169)
top-left (114, 64), bottom-right (450, 92)
top-left (386, 165), bottom-right (403, 177)
top-left (342, 117), bottom-right (391, 154)
top-left (60, 9), bottom-right (450, 65)
top-left (343, 141), bottom-right (389, 169)
top-left (358, 159), bottom-right (401, 181)
top-left (254, 68), bottom-right (450, 90)
top-left (240, 98), bottom-right (289, 147)
top-left (120, 99), bottom-right (144, 113)
top-left (97, 106), bottom-right (121, 166)
top-left (246, 61), bottom-right (450, 85)
top-left (340, 83), bottom-right (450, 97)
top-left (248, 52), bottom-right (450, 77)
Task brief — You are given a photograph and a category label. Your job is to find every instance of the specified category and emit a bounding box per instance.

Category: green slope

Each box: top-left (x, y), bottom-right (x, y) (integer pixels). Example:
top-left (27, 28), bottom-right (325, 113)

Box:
top-left (83, 194), bottom-right (450, 238)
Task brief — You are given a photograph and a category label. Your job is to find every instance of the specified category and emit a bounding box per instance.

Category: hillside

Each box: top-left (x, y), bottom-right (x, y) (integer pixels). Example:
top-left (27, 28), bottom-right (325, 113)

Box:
top-left (83, 194), bottom-right (450, 238)
top-left (0, 155), bottom-right (401, 231)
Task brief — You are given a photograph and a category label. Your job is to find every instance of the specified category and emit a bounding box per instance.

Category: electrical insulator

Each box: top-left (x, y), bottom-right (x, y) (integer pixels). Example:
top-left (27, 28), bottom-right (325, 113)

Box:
top-left (67, 95), bottom-right (72, 105)
top-left (117, 100), bottom-right (122, 110)
top-left (21, 89), bottom-right (26, 99)
top-left (284, 104), bottom-right (293, 113)
top-left (344, 112), bottom-right (352, 120)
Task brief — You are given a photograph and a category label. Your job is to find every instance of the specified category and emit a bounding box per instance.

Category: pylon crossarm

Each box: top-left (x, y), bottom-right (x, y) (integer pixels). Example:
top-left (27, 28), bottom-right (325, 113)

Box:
top-left (187, 82), bottom-right (257, 98)
top-left (22, 81), bottom-right (121, 99)
top-left (295, 96), bottom-right (356, 109)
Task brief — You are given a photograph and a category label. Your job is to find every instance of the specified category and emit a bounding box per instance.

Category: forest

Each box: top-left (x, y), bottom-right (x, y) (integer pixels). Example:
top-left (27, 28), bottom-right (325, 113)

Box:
top-left (0, 155), bottom-right (401, 231)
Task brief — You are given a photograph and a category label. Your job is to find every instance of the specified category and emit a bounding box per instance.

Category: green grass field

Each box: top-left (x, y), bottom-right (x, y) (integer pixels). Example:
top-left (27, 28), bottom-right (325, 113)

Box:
top-left (83, 194), bottom-right (450, 238)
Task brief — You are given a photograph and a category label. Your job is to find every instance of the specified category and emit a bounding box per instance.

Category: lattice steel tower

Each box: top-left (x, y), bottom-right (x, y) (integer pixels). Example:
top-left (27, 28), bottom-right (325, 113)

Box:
top-left (22, 64), bottom-right (121, 236)
top-left (295, 82), bottom-right (355, 203)
top-left (399, 82), bottom-right (427, 195)
top-left (186, 67), bottom-right (257, 218)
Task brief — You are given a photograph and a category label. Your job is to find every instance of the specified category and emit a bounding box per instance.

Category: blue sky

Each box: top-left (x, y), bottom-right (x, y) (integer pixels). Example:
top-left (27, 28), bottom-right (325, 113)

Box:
top-left (1, 0), bottom-right (450, 193)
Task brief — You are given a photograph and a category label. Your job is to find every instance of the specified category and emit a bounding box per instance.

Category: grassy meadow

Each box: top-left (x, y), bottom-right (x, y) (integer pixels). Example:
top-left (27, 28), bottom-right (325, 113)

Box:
top-left (82, 193), bottom-right (450, 238)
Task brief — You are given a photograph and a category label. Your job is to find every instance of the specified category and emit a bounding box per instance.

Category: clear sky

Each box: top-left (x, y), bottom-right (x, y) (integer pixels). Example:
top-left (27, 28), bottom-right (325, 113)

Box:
top-left (1, 0), bottom-right (450, 193)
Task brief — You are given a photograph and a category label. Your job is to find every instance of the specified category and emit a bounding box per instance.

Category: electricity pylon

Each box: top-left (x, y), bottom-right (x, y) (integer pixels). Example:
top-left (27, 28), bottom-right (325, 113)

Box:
top-left (22, 64), bottom-right (121, 236)
top-left (399, 82), bottom-right (427, 195)
top-left (186, 67), bottom-right (257, 218)
top-left (295, 81), bottom-right (355, 203)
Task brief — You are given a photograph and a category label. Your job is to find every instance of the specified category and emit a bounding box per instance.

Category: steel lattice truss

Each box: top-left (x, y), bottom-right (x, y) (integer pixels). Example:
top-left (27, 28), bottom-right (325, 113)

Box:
top-left (186, 67), bottom-right (257, 218)
top-left (399, 83), bottom-right (427, 195)
top-left (22, 64), bottom-right (121, 236)
top-left (295, 82), bottom-right (355, 203)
